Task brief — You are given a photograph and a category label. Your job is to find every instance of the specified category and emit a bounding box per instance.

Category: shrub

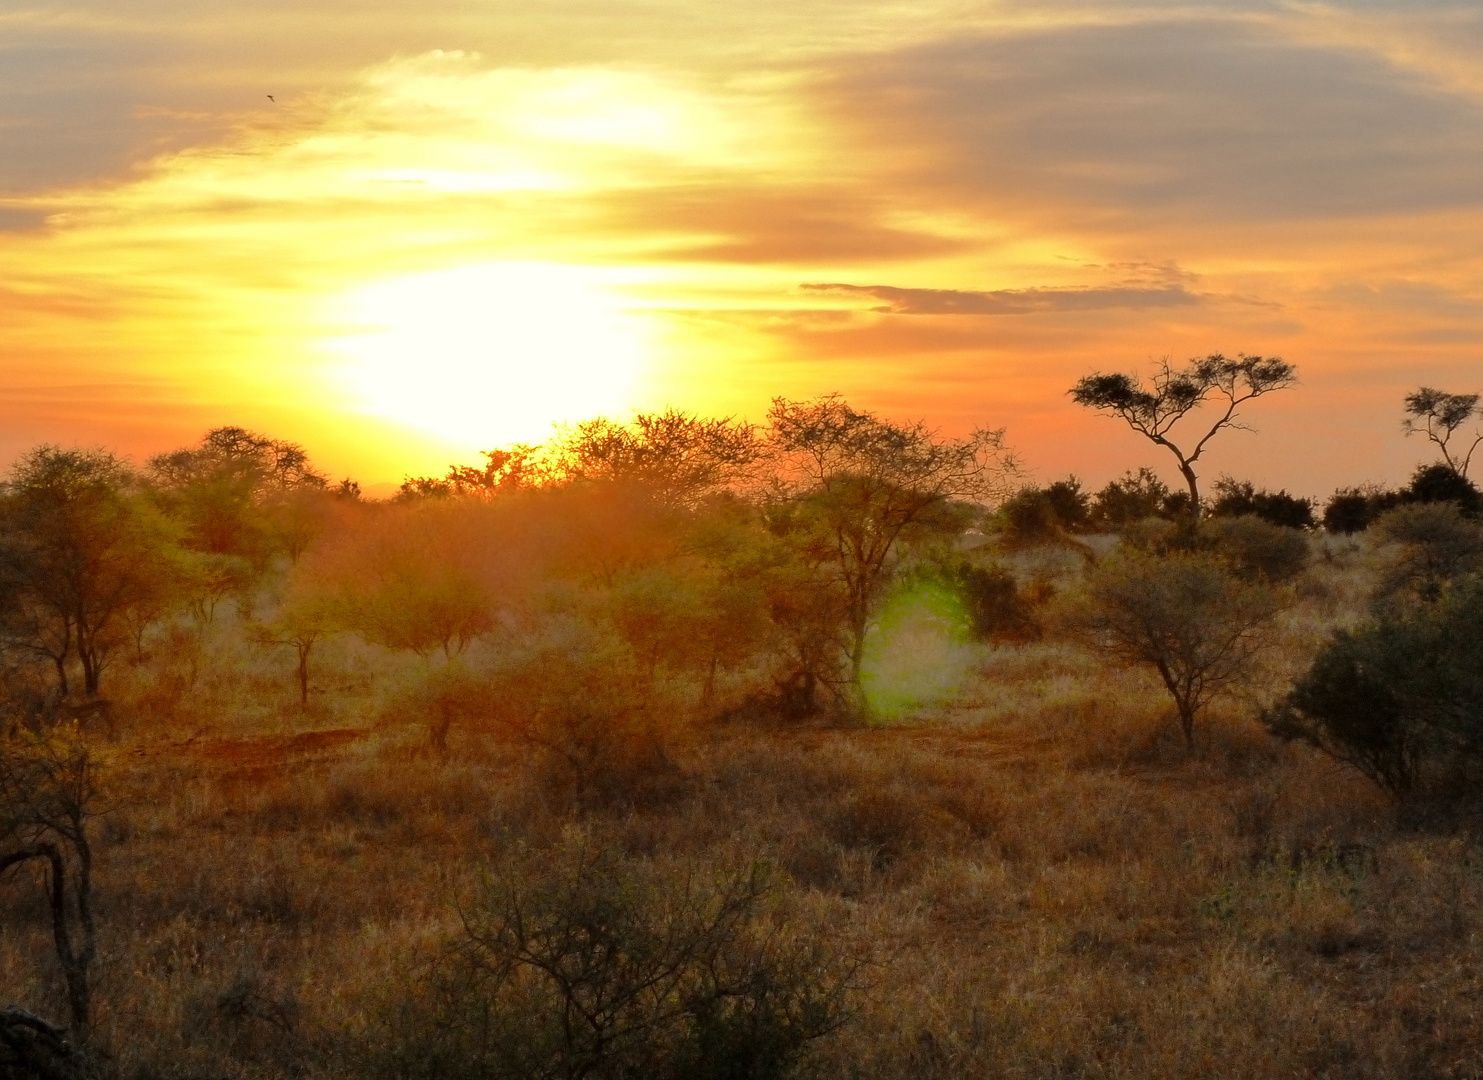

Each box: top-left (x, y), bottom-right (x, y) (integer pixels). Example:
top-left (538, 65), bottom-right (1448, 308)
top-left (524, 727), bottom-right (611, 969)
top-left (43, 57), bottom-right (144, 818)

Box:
top-left (1074, 550), bottom-right (1283, 748)
top-left (1199, 515), bottom-right (1311, 582)
top-left (1116, 514), bottom-right (1309, 583)
top-left (1371, 502), bottom-right (1483, 601)
top-left (996, 479), bottom-right (1089, 546)
top-left (1087, 468), bottom-right (1182, 530)
top-left (1406, 462), bottom-right (1482, 515)
top-left (947, 563), bottom-right (1036, 641)
top-left (1322, 486), bottom-right (1403, 534)
top-left (368, 837), bottom-right (855, 1080)
top-left (1266, 575), bottom-right (1483, 798)
top-left (1209, 478), bottom-right (1315, 530)
top-left (483, 626), bottom-right (690, 810)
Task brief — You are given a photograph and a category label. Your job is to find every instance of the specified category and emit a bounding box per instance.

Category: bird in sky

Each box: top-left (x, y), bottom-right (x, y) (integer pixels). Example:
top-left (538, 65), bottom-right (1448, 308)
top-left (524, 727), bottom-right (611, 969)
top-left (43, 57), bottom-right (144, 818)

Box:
top-left (267, 94), bottom-right (276, 103)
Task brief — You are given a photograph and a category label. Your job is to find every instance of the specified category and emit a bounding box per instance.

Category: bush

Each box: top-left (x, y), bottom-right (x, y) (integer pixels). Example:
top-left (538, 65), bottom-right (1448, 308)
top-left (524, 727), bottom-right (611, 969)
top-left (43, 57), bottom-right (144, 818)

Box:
top-left (1199, 515), bottom-right (1311, 582)
top-left (1087, 468), bottom-right (1183, 530)
top-left (1209, 478), bottom-right (1315, 530)
top-left (368, 837), bottom-right (855, 1080)
top-left (1371, 502), bottom-right (1483, 601)
top-left (1116, 515), bottom-right (1309, 583)
top-left (996, 479), bottom-right (1089, 547)
top-left (1266, 575), bottom-right (1483, 798)
top-left (483, 626), bottom-right (691, 811)
top-left (1322, 486), bottom-right (1403, 534)
top-left (1074, 550), bottom-right (1283, 748)
top-left (1406, 462), bottom-right (1482, 514)
top-left (947, 562), bottom-right (1037, 641)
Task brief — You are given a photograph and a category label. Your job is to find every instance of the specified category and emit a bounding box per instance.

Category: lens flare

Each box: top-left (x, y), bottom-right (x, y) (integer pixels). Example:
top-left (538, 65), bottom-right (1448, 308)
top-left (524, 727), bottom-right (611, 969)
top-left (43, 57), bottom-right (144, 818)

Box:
top-left (860, 580), bottom-right (978, 721)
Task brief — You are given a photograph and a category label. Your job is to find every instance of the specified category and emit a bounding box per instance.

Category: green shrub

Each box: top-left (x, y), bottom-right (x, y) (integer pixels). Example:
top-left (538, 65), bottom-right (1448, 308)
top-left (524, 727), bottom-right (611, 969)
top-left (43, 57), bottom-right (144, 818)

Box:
top-left (996, 479), bottom-right (1090, 546)
top-left (1406, 462), bottom-right (1482, 515)
top-left (1322, 485), bottom-right (1403, 534)
top-left (948, 562), bottom-right (1036, 641)
top-left (1371, 502), bottom-right (1483, 601)
top-left (1087, 468), bottom-right (1184, 530)
top-left (1266, 575), bottom-right (1483, 799)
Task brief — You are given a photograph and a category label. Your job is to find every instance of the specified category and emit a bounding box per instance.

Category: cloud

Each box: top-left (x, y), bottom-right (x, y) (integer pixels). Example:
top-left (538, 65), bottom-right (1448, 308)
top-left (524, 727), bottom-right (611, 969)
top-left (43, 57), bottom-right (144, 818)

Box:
top-left (601, 185), bottom-right (971, 264)
top-left (826, 17), bottom-right (1483, 226)
top-left (801, 282), bottom-right (1200, 314)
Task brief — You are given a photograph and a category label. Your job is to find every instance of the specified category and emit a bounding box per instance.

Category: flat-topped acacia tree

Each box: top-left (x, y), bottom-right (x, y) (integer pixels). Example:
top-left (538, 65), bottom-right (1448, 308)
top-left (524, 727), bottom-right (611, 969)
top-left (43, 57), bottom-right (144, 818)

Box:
top-left (1403, 386), bottom-right (1482, 479)
top-left (1070, 355), bottom-right (1297, 521)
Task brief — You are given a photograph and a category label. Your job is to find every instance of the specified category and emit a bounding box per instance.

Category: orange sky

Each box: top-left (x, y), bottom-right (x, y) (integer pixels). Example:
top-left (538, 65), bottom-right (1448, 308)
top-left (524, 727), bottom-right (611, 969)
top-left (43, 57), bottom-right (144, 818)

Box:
top-left (3, 1), bottom-right (1483, 496)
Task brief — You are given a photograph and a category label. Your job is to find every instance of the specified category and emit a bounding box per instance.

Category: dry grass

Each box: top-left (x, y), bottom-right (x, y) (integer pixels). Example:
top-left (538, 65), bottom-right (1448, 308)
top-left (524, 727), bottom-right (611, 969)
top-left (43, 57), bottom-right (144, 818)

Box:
top-left (4, 556), bottom-right (1481, 1079)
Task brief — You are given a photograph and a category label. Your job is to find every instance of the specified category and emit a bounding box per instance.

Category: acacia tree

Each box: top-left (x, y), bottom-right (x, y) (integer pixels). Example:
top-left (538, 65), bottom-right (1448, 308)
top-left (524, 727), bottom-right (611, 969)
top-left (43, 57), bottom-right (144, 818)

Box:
top-left (248, 594), bottom-right (340, 707)
top-left (766, 395), bottom-right (1017, 700)
top-left (1403, 387), bottom-right (1482, 479)
top-left (1076, 550), bottom-right (1282, 748)
top-left (0, 448), bottom-right (180, 698)
top-left (148, 426), bottom-right (326, 567)
top-left (550, 408), bottom-right (761, 507)
top-left (1070, 355), bottom-right (1297, 521)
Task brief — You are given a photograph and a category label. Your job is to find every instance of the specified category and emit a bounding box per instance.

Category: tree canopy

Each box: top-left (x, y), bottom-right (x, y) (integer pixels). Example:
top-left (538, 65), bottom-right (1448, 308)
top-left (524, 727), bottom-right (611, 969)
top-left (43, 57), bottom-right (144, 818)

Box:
top-left (1070, 355), bottom-right (1297, 519)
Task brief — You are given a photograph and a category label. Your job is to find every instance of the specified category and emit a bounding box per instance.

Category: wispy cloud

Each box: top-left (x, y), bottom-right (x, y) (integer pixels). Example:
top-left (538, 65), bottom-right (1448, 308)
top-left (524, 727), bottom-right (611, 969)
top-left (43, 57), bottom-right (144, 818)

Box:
top-left (801, 282), bottom-right (1201, 314)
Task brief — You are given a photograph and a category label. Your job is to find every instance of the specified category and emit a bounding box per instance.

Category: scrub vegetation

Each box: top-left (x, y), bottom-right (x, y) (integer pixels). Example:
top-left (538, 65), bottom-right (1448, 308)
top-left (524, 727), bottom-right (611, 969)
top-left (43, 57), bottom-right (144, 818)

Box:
top-left (4, 377), bottom-right (1483, 1079)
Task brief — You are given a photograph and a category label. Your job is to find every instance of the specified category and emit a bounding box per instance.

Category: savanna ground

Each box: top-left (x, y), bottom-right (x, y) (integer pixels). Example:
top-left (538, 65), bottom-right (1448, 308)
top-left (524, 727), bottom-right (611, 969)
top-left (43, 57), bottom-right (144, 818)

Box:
top-left (5, 533), bottom-right (1480, 1080)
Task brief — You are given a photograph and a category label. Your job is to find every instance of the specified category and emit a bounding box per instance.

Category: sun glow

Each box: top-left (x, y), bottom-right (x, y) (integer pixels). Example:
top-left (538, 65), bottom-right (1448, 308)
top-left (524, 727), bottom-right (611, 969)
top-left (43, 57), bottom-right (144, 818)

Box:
top-left (328, 262), bottom-right (650, 447)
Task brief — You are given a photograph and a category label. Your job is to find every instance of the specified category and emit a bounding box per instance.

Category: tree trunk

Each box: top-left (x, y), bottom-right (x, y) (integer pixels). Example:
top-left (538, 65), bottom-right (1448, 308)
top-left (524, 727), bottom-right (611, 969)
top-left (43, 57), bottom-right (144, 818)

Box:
top-left (1177, 459), bottom-right (1202, 522)
top-left (0, 844), bottom-right (93, 1034)
top-left (296, 641), bottom-right (312, 706)
top-left (53, 653), bottom-right (69, 699)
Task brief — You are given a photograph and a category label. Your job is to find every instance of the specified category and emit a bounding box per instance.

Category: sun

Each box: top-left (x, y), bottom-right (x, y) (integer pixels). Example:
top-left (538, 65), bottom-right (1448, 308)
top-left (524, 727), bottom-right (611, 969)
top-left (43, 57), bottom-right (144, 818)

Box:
top-left (328, 262), bottom-right (649, 447)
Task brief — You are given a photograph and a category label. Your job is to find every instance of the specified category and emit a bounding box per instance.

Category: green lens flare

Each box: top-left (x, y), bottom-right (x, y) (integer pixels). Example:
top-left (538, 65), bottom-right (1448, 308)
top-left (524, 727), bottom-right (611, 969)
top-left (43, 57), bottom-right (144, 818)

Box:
top-left (860, 580), bottom-right (976, 721)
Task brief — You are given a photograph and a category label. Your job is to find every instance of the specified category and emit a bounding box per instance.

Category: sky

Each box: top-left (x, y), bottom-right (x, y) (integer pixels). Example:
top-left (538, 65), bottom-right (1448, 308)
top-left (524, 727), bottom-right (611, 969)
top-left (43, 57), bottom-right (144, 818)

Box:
top-left (3, 0), bottom-right (1483, 496)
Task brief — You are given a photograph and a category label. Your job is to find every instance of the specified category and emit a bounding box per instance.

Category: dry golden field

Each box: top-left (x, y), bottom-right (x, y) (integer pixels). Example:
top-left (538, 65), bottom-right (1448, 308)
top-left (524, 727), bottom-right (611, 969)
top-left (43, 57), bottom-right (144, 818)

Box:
top-left (4, 533), bottom-right (1480, 1080)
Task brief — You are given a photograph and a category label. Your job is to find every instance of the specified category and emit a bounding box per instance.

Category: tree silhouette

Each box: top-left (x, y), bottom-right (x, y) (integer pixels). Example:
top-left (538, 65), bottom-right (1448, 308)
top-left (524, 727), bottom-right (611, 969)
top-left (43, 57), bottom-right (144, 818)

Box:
top-left (1403, 387), bottom-right (1482, 478)
top-left (1070, 355), bottom-right (1297, 520)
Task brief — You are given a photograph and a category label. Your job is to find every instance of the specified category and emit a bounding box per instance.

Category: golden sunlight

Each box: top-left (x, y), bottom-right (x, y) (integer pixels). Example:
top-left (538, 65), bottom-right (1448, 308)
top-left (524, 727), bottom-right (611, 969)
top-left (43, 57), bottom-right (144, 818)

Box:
top-left (327, 262), bottom-right (650, 446)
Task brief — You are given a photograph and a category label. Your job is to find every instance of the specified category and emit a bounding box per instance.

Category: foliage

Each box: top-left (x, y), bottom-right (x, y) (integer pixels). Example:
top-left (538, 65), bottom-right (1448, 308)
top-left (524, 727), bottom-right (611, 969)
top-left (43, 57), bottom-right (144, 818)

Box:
top-left (1086, 468), bottom-right (1186, 530)
top-left (312, 502), bottom-right (497, 659)
top-left (1074, 550), bottom-right (1283, 747)
top-left (371, 836), bottom-right (853, 1080)
top-left (148, 427), bottom-right (327, 568)
top-left (397, 445), bottom-right (548, 502)
top-left (0, 447), bottom-right (184, 697)
top-left (1266, 575), bottom-right (1483, 797)
top-left (480, 627), bottom-right (689, 809)
top-left (1403, 386), bottom-right (1482, 479)
top-left (550, 409), bottom-right (761, 507)
top-left (1208, 477), bottom-right (1315, 530)
top-left (1197, 515), bottom-right (1310, 582)
top-left (246, 586), bottom-right (341, 707)
top-left (996, 478), bottom-right (1090, 546)
top-left (1070, 354), bottom-right (1297, 518)
top-left (1370, 501), bottom-right (1483, 601)
top-left (1404, 462), bottom-right (1482, 515)
top-left (1322, 484), bottom-right (1403, 534)
top-left (765, 395), bottom-right (1016, 697)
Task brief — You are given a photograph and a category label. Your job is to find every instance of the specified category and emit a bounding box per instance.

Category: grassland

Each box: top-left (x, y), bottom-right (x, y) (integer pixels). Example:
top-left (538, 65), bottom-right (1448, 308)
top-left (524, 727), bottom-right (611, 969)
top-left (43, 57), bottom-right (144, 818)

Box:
top-left (3, 535), bottom-right (1479, 1079)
